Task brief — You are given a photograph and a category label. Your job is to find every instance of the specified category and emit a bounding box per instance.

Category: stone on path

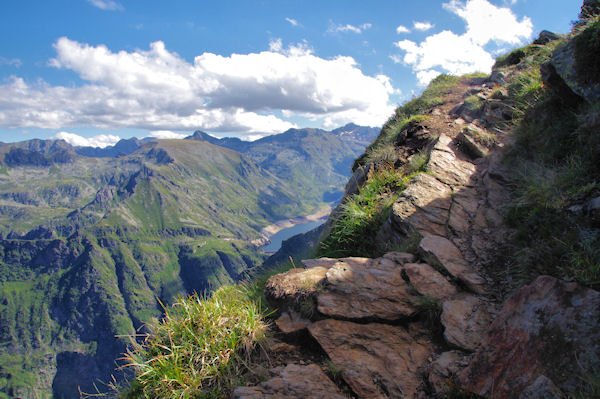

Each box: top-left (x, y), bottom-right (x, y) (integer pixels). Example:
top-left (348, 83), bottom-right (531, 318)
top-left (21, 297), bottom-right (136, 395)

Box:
top-left (440, 294), bottom-right (493, 351)
top-left (317, 256), bottom-right (420, 320)
top-left (309, 319), bottom-right (433, 399)
top-left (275, 311), bottom-right (311, 334)
top-left (418, 235), bottom-right (486, 294)
top-left (232, 364), bottom-right (347, 399)
top-left (428, 351), bottom-right (468, 395)
top-left (403, 263), bottom-right (457, 300)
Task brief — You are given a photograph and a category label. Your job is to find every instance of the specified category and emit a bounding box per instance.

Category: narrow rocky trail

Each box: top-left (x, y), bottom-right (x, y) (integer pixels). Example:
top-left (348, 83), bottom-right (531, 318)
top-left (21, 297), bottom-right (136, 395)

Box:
top-left (232, 75), bottom-right (600, 398)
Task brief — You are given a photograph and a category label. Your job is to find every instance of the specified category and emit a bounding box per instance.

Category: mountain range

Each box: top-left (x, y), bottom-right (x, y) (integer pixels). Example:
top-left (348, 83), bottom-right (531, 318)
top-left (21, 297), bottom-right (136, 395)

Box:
top-left (0, 123), bottom-right (379, 397)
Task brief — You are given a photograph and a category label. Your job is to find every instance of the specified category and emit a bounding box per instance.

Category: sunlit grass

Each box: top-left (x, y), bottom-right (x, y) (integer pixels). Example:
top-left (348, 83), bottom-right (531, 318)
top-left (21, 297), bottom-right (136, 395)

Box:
top-left (121, 285), bottom-right (268, 398)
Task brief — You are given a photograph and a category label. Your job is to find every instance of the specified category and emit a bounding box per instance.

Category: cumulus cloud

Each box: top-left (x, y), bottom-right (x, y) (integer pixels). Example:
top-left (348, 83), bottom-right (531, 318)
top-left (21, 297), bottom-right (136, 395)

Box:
top-left (413, 21), bottom-right (434, 31)
top-left (87, 0), bottom-right (123, 11)
top-left (0, 38), bottom-right (394, 135)
top-left (393, 0), bottom-right (532, 86)
top-left (285, 17), bottom-right (299, 26)
top-left (149, 130), bottom-right (187, 139)
top-left (55, 131), bottom-right (120, 148)
top-left (329, 23), bottom-right (372, 34)
top-left (396, 25), bottom-right (411, 34)
top-left (443, 0), bottom-right (532, 45)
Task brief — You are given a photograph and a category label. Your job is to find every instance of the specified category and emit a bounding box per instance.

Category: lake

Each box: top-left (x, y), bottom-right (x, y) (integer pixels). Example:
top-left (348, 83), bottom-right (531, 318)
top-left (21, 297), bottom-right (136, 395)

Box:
top-left (261, 220), bottom-right (324, 252)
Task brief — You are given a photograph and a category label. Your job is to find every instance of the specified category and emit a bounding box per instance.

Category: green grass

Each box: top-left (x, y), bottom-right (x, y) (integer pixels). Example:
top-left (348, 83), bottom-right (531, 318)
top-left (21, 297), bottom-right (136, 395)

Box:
top-left (463, 95), bottom-right (484, 113)
top-left (399, 74), bottom-right (460, 118)
top-left (122, 285), bottom-right (268, 398)
top-left (461, 126), bottom-right (496, 147)
top-left (318, 165), bottom-right (424, 258)
top-left (488, 24), bottom-right (600, 291)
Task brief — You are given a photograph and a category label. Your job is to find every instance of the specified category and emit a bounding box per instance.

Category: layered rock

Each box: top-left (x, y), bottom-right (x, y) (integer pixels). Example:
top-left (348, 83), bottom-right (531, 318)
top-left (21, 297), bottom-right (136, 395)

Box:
top-left (308, 319), bottom-right (433, 399)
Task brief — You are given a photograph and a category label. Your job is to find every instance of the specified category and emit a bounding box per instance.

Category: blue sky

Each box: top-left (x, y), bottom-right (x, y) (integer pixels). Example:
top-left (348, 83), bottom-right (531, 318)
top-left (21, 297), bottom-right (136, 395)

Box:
top-left (0, 0), bottom-right (582, 146)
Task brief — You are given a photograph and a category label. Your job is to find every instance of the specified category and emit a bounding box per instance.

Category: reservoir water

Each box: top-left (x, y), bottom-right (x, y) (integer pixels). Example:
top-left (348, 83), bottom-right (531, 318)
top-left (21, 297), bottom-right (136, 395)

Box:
top-left (261, 220), bottom-right (324, 252)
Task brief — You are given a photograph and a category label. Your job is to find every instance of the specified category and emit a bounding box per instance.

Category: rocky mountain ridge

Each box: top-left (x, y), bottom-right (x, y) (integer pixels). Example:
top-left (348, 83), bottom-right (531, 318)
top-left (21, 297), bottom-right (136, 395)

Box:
top-left (231, 11), bottom-right (600, 398)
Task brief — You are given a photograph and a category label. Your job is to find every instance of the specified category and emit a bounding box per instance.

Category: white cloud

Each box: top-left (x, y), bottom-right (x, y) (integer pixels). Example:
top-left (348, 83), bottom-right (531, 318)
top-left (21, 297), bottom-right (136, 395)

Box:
top-left (268, 38), bottom-right (283, 52)
top-left (285, 17), bottom-right (299, 26)
top-left (149, 130), bottom-right (187, 139)
top-left (329, 23), bottom-right (372, 34)
top-left (443, 0), bottom-right (532, 45)
top-left (0, 57), bottom-right (22, 67)
top-left (0, 38), bottom-right (394, 136)
top-left (241, 133), bottom-right (268, 142)
top-left (87, 0), bottom-right (123, 11)
top-left (55, 131), bottom-right (120, 148)
top-left (416, 70), bottom-right (443, 87)
top-left (393, 0), bottom-right (533, 86)
top-left (396, 25), bottom-right (411, 34)
top-left (413, 21), bottom-right (434, 31)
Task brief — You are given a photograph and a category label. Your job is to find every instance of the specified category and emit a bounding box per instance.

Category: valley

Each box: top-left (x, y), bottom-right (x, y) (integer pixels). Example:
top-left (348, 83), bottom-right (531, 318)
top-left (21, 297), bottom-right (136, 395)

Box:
top-left (0, 124), bottom-right (378, 397)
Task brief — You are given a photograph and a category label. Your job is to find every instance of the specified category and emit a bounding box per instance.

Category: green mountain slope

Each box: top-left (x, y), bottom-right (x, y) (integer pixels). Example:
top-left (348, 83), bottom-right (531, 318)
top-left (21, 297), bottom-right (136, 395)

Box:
top-left (0, 125), bottom-right (378, 397)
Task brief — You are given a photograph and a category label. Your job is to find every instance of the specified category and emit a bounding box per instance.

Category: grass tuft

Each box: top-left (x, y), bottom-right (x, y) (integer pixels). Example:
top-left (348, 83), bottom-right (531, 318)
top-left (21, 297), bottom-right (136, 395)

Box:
top-left (121, 285), bottom-right (268, 398)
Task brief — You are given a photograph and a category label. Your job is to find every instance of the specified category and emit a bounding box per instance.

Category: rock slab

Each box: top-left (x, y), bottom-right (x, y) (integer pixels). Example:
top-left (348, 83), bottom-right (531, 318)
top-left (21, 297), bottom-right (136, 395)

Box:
top-left (317, 256), bottom-right (419, 320)
top-left (309, 319), bottom-right (433, 399)
top-left (403, 263), bottom-right (457, 300)
top-left (232, 364), bottom-right (347, 399)
top-left (418, 235), bottom-right (486, 293)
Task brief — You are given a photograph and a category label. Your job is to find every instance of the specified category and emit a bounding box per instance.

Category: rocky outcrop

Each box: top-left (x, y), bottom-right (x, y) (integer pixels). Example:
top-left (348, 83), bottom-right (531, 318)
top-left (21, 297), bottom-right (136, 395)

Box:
top-left (459, 276), bottom-right (600, 397)
top-left (309, 319), bottom-right (433, 399)
top-left (244, 36), bottom-right (600, 398)
top-left (389, 128), bottom-right (510, 285)
top-left (543, 39), bottom-right (600, 105)
top-left (533, 30), bottom-right (561, 45)
top-left (253, 77), bottom-right (511, 399)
